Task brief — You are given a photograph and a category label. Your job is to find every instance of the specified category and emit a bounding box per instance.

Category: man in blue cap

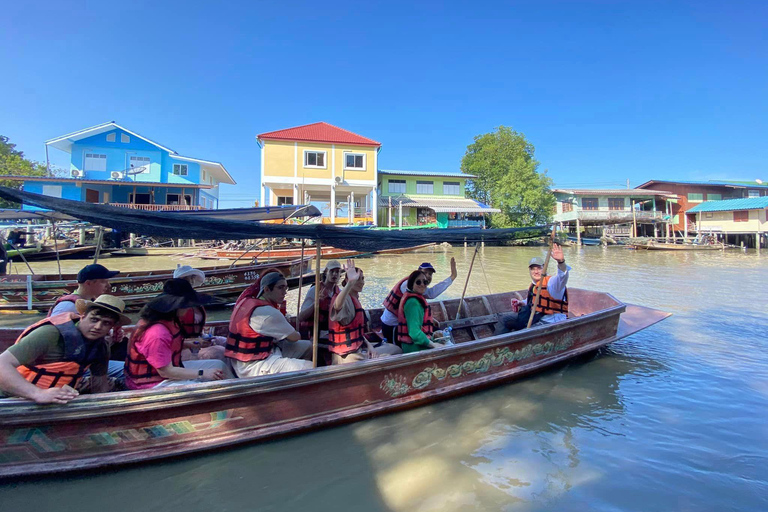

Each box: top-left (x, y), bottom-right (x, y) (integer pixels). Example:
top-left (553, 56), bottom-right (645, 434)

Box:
top-left (49, 264), bottom-right (120, 317)
top-left (380, 257), bottom-right (458, 344)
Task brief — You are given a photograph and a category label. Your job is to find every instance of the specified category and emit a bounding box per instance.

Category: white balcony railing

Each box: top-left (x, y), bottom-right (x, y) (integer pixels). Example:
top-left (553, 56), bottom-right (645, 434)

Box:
top-left (107, 203), bottom-right (206, 211)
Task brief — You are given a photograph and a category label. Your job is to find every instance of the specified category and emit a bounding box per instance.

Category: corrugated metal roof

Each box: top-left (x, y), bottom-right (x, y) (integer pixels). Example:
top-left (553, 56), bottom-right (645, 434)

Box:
top-left (687, 197), bottom-right (768, 213)
top-left (553, 188), bottom-right (674, 196)
top-left (257, 122), bottom-right (381, 147)
top-left (379, 169), bottom-right (477, 178)
top-left (378, 195), bottom-right (499, 213)
top-left (638, 179), bottom-right (768, 189)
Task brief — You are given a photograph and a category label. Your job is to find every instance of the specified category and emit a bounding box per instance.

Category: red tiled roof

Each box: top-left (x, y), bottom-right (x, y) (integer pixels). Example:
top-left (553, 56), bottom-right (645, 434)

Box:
top-left (257, 122), bottom-right (381, 147)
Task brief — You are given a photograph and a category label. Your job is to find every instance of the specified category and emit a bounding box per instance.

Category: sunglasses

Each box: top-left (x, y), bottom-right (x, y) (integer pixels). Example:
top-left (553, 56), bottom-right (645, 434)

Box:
top-left (415, 280), bottom-right (426, 285)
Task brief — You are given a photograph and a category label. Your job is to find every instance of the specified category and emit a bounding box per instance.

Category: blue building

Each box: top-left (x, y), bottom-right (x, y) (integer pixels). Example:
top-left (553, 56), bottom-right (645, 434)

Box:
top-left (12, 122), bottom-right (235, 210)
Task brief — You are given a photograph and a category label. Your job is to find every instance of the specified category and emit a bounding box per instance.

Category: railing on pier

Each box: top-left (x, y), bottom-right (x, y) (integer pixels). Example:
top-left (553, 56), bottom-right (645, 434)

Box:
top-left (106, 203), bottom-right (206, 211)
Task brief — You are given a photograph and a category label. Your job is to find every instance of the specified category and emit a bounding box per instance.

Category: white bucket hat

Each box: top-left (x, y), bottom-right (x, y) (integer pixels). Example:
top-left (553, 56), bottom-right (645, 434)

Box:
top-left (173, 265), bottom-right (206, 288)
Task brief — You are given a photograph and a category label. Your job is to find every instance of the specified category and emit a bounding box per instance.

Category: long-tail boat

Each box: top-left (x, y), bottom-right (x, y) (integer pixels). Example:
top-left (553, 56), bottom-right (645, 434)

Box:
top-left (0, 289), bottom-right (670, 478)
top-left (0, 257), bottom-right (312, 312)
top-left (196, 242), bottom-right (436, 261)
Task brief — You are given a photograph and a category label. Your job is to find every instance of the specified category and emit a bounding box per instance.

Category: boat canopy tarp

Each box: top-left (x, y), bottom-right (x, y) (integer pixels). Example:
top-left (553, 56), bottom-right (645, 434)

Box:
top-left (0, 209), bottom-right (76, 221)
top-left (0, 187), bottom-right (547, 250)
top-left (176, 204), bottom-right (321, 221)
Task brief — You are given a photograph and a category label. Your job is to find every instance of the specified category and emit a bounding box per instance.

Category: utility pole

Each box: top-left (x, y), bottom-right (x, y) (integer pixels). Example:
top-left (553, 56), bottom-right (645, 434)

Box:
top-left (626, 178), bottom-right (630, 190)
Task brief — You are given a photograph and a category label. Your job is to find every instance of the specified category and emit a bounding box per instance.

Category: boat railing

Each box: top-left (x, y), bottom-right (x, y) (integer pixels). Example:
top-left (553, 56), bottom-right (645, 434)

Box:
top-left (105, 203), bottom-right (207, 212)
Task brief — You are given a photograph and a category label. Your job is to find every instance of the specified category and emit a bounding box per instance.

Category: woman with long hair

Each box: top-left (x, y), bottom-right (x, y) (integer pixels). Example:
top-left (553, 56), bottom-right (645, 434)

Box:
top-left (395, 270), bottom-right (445, 353)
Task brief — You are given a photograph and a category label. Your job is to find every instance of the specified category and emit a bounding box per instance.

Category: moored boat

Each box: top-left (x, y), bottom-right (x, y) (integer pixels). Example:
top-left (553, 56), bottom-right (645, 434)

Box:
top-left (0, 288), bottom-right (670, 478)
top-left (0, 257), bottom-right (312, 312)
top-left (196, 242), bottom-right (437, 261)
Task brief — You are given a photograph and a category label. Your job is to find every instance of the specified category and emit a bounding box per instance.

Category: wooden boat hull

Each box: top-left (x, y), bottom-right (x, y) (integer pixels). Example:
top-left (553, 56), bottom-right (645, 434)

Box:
top-left (0, 258), bottom-right (312, 312)
top-left (22, 246), bottom-right (115, 261)
top-left (198, 243), bottom-right (436, 261)
top-left (0, 289), bottom-right (670, 478)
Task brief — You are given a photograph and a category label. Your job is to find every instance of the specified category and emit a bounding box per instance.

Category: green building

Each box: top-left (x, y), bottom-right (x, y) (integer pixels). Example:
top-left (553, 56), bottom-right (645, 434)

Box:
top-left (377, 170), bottom-right (499, 228)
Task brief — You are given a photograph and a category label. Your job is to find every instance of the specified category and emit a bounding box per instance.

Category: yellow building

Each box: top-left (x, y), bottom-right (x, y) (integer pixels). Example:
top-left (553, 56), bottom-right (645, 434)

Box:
top-left (687, 197), bottom-right (768, 248)
top-left (257, 122), bottom-right (380, 224)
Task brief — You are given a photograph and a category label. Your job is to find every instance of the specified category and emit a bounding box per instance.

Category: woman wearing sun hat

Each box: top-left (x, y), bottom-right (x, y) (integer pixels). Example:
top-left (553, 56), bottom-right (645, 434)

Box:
top-left (124, 279), bottom-right (233, 390)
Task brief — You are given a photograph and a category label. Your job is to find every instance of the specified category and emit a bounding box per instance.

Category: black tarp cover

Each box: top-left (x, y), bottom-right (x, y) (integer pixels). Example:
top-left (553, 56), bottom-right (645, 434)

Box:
top-left (0, 187), bottom-right (548, 251)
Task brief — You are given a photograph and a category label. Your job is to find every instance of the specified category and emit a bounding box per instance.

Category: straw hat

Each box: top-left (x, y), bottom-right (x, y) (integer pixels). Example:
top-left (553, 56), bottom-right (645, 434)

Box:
top-left (76, 295), bottom-right (131, 326)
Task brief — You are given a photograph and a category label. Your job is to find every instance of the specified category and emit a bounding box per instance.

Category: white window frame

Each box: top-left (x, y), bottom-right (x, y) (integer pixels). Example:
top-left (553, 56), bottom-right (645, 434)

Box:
top-left (277, 196), bottom-right (294, 206)
top-left (129, 156), bottom-right (151, 174)
top-left (106, 133), bottom-right (116, 142)
top-left (748, 190), bottom-right (759, 198)
top-left (416, 181), bottom-right (434, 194)
top-left (121, 133), bottom-right (130, 143)
top-left (84, 153), bottom-right (107, 171)
top-left (343, 152), bottom-right (366, 171)
top-left (388, 179), bottom-right (406, 194)
top-left (173, 163), bottom-right (188, 176)
top-left (42, 185), bottom-right (62, 198)
top-left (443, 181), bottom-right (460, 195)
top-left (303, 151), bottom-right (326, 169)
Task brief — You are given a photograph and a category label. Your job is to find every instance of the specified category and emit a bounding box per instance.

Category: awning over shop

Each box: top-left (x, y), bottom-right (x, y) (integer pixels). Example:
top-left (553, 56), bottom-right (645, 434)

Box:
top-left (378, 196), bottom-right (500, 214)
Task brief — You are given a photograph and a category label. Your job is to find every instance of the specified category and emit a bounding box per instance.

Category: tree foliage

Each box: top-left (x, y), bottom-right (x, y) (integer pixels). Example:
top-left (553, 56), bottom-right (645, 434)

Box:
top-left (461, 126), bottom-right (554, 228)
top-left (0, 135), bottom-right (49, 207)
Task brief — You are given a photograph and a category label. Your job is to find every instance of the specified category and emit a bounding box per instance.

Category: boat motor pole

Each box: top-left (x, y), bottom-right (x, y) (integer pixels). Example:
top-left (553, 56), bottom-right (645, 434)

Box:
top-left (455, 242), bottom-right (479, 320)
top-left (295, 240), bottom-right (306, 330)
top-left (527, 226), bottom-right (557, 328)
top-left (311, 241), bottom-right (322, 368)
top-left (92, 227), bottom-right (104, 264)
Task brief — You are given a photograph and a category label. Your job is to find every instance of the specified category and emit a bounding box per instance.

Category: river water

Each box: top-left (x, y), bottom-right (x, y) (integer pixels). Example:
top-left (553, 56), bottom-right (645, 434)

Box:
top-left (1, 246), bottom-right (767, 511)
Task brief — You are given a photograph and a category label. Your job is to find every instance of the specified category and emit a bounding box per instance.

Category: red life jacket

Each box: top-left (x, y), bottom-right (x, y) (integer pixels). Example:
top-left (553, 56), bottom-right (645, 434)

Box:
top-left (15, 313), bottom-right (106, 389)
top-left (299, 284), bottom-right (339, 337)
top-left (124, 320), bottom-right (183, 387)
top-left (46, 293), bottom-right (81, 317)
top-left (327, 292), bottom-right (366, 355)
top-left (179, 306), bottom-right (207, 338)
top-left (527, 275), bottom-right (568, 315)
top-left (382, 277), bottom-right (408, 316)
top-left (225, 298), bottom-right (279, 362)
top-left (396, 292), bottom-right (433, 345)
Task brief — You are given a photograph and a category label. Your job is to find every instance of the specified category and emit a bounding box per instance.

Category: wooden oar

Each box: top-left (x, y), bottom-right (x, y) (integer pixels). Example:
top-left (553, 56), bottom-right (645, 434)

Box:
top-left (295, 240), bottom-right (306, 330)
top-left (0, 235), bottom-right (34, 275)
top-left (455, 242), bottom-right (479, 320)
top-left (311, 241), bottom-right (322, 368)
top-left (92, 227), bottom-right (104, 264)
top-left (527, 226), bottom-right (557, 328)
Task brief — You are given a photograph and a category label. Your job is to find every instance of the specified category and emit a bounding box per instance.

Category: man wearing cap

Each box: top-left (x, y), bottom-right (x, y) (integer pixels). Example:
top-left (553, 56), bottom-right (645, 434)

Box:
top-left (48, 264), bottom-right (120, 317)
top-left (0, 295), bottom-right (130, 403)
top-left (506, 244), bottom-right (570, 330)
top-left (380, 258), bottom-right (458, 345)
top-left (225, 271), bottom-right (313, 377)
top-left (297, 260), bottom-right (342, 338)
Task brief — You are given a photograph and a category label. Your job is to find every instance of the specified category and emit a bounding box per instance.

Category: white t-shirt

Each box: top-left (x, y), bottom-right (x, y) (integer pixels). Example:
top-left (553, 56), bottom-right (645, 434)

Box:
top-left (50, 300), bottom-right (78, 317)
top-left (249, 305), bottom-right (297, 341)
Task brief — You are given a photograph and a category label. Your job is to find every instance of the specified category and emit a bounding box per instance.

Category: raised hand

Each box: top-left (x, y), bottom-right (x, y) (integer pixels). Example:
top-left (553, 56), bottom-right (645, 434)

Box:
top-left (450, 257), bottom-right (458, 280)
top-left (344, 258), bottom-right (360, 283)
top-left (552, 243), bottom-right (564, 263)
top-left (34, 385), bottom-right (79, 404)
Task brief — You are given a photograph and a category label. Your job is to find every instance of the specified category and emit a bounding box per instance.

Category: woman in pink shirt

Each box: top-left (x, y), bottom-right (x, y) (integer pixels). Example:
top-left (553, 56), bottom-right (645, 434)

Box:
top-left (124, 279), bottom-right (233, 390)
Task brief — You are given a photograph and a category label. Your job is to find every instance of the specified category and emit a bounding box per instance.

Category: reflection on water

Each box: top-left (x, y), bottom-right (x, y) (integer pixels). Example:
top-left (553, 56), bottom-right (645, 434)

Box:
top-left (1, 246), bottom-right (767, 511)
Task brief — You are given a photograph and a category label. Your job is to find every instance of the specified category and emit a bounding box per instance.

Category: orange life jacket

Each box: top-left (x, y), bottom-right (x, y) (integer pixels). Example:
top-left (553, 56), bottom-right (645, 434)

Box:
top-left (179, 306), bottom-right (207, 338)
top-left (327, 292), bottom-right (366, 355)
top-left (15, 313), bottom-right (105, 389)
top-left (527, 275), bottom-right (568, 315)
top-left (46, 293), bottom-right (81, 317)
top-left (396, 292), bottom-right (433, 345)
top-left (124, 320), bottom-right (184, 387)
top-left (299, 284), bottom-right (339, 337)
top-left (225, 298), bottom-right (278, 362)
top-left (383, 277), bottom-right (408, 316)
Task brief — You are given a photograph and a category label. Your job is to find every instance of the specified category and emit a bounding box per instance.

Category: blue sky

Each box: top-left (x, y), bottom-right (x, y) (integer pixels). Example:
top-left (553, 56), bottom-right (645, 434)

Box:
top-left (2, 0), bottom-right (766, 207)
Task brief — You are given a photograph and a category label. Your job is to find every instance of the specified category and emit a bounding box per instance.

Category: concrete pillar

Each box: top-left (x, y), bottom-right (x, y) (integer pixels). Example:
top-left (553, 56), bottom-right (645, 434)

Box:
top-left (79, 227), bottom-right (86, 245)
top-left (398, 201), bottom-right (403, 229)
top-left (293, 184), bottom-right (298, 206)
top-left (350, 191), bottom-right (355, 225)
top-left (576, 216), bottom-right (581, 245)
top-left (330, 185), bottom-right (336, 223)
top-left (372, 187), bottom-right (378, 226)
top-left (130, 233), bottom-right (136, 248)
top-left (260, 183), bottom-right (266, 208)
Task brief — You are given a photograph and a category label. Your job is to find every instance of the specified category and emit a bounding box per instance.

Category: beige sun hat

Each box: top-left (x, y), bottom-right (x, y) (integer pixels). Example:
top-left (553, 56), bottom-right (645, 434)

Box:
top-left (75, 295), bottom-right (131, 326)
top-left (173, 265), bottom-right (206, 288)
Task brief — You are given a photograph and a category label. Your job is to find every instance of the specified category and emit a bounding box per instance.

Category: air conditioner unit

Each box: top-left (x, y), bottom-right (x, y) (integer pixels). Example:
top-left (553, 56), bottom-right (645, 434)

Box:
top-left (334, 176), bottom-right (343, 185)
top-left (110, 171), bottom-right (122, 179)
top-left (71, 169), bottom-right (84, 178)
